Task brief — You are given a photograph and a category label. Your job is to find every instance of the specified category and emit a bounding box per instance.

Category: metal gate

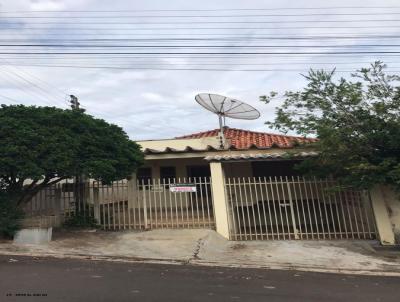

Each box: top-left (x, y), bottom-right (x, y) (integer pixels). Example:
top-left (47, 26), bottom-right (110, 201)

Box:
top-left (22, 179), bottom-right (80, 227)
top-left (225, 176), bottom-right (377, 240)
top-left (95, 177), bottom-right (215, 230)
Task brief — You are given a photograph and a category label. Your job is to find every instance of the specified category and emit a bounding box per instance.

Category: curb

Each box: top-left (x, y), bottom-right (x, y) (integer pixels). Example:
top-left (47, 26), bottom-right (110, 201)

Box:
top-left (1, 250), bottom-right (400, 277)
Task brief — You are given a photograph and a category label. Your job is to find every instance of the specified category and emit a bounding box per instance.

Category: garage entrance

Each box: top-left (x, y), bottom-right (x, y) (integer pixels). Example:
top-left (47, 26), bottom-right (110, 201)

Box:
top-left (225, 176), bottom-right (377, 240)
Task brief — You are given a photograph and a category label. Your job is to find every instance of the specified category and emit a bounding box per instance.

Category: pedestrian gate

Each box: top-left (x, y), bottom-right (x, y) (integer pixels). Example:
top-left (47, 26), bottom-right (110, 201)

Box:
top-left (225, 177), bottom-right (377, 240)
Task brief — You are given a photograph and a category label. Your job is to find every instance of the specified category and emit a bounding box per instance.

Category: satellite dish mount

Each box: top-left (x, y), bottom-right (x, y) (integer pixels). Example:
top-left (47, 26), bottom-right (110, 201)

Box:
top-left (195, 93), bottom-right (260, 149)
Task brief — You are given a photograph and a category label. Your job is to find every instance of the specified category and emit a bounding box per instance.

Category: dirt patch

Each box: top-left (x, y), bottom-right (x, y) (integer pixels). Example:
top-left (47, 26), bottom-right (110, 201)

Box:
top-left (231, 243), bottom-right (246, 250)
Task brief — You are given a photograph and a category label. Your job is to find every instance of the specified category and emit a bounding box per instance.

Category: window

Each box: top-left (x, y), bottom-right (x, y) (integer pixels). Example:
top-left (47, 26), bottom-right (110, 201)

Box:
top-left (137, 167), bottom-right (152, 185)
top-left (251, 160), bottom-right (302, 177)
top-left (160, 166), bottom-right (176, 183)
top-left (186, 165), bottom-right (211, 179)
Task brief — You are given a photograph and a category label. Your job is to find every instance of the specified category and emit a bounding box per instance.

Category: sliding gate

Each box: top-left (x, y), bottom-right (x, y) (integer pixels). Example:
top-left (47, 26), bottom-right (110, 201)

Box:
top-left (225, 176), bottom-right (377, 240)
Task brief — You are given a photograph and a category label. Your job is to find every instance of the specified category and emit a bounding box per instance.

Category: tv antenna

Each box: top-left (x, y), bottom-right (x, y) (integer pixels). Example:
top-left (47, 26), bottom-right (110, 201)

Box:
top-left (195, 93), bottom-right (260, 149)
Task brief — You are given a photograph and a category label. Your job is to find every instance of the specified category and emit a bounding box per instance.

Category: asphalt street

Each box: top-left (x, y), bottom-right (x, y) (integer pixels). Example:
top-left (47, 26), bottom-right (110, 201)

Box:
top-left (0, 255), bottom-right (399, 302)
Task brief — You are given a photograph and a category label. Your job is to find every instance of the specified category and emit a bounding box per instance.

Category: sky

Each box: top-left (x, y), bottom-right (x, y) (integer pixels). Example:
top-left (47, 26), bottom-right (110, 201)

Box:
top-left (0, 0), bottom-right (399, 140)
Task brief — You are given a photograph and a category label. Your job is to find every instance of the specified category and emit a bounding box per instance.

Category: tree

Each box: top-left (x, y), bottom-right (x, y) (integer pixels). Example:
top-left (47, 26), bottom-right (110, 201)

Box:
top-left (0, 105), bottom-right (144, 206)
top-left (261, 62), bottom-right (400, 190)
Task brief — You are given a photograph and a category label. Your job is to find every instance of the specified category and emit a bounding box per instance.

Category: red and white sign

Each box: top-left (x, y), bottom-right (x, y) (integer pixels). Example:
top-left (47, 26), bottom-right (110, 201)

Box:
top-left (169, 184), bottom-right (197, 193)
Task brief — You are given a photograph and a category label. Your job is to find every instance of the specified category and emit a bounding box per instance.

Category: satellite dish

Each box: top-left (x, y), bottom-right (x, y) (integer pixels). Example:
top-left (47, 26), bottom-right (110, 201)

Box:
top-left (195, 93), bottom-right (260, 148)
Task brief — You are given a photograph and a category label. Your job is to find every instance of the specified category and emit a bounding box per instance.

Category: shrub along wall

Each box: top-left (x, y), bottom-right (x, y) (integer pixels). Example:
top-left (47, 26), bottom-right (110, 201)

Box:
top-left (0, 193), bottom-right (24, 239)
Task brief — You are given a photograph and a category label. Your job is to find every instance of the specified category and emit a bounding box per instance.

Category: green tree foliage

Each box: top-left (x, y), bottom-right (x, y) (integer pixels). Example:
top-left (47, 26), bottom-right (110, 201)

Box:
top-left (0, 192), bottom-right (23, 238)
top-left (0, 105), bottom-right (144, 206)
top-left (261, 62), bottom-right (400, 190)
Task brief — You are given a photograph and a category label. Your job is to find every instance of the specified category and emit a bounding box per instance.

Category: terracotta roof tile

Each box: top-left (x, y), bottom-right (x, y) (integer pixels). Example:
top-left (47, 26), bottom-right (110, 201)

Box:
top-left (176, 127), bottom-right (316, 150)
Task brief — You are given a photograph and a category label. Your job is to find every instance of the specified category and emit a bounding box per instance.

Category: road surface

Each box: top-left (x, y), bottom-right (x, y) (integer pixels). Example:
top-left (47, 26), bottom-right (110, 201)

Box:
top-left (0, 255), bottom-right (399, 302)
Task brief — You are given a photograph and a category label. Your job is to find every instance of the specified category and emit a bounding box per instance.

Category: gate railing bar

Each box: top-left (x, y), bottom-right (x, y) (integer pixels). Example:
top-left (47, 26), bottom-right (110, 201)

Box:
top-left (274, 176), bottom-right (285, 239)
top-left (344, 190), bottom-right (355, 239)
top-left (238, 177), bottom-right (248, 239)
top-left (232, 177), bottom-right (242, 240)
top-left (292, 176), bottom-right (303, 238)
top-left (307, 178), bottom-right (320, 239)
top-left (247, 177), bottom-right (258, 240)
top-left (258, 177), bottom-right (269, 239)
top-left (253, 176), bottom-right (263, 240)
top-left (350, 190), bottom-right (360, 238)
top-left (286, 176), bottom-right (299, 239)
top-left (269, 177), bottom-right (279, 240)
top-left (263, 177), bottom-right (274, 239)
top-left (317, 178), bottom-right (331, 239)
top-left (361, 191), bottom-right (372, 237)
top-left (279, 176), bottom-right (292, 239)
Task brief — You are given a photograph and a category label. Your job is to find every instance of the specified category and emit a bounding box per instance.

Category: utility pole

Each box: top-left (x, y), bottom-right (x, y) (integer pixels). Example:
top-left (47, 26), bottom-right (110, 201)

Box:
top-left (69, 95), bottom-right (84, 217)
top-left (70, 95), bottom-right (80, 110)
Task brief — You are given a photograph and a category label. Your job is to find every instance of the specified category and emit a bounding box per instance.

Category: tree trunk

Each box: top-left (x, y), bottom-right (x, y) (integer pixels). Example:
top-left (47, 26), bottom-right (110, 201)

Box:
top-left (15, 177), bottom-right (67, 208)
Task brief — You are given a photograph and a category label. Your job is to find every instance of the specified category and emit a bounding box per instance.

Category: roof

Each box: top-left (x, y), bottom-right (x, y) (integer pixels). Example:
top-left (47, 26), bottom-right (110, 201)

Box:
top-left (204, 151), bottom-right (319, 162)
top-left (143, 145), bottom-right (220, 154)
top-left (176, 127), bottom-right (316, 150)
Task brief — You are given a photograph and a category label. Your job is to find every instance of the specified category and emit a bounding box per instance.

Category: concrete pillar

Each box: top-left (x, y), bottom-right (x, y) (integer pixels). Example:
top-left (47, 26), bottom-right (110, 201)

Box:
top-left (380, 186), bottom-right (400, 243)
top-left (370, 186), bottom-right (396, 245)
top-left (210, 162), bottom-right (230, 239)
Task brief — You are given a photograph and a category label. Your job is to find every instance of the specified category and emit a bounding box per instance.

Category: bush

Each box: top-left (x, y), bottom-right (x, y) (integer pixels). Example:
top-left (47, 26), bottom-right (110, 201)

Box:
top-left (0, 193), bottom-right (24, 239)
top-left (63, 208), bottom-right (99, 229)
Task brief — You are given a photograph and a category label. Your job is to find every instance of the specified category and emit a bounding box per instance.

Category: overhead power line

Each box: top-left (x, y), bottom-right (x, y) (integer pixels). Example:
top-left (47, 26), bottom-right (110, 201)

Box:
top-left (4, 25), bottom-right (400, 30)
top-left (0, 70), bottom-right (58, 106)
top-left (1, 44), bottom-right (400, 48)
top-left (0, 66), bottom-right (65, 106)
top-left (0, 93), bottom-right (20, 103)
top-left (3, 62), bottom-right (398, 66)
top-left (0, 58), bottom-right (69, 107)
top-left (4, 63), bottom-right (400, 72)
top-left (0, 35), bottom-right (399, 41)
top-left (0, 59), bottom-right (68, 102)
top-left (4, 19), bottom-right (400, 25)
top-left (7, 6), bottom-right (400, 14)
top-left (1, 32), bottom-right (397, 37)
top-left (2, 6), bottom-right (400, 13)
top-left (1, 51), bottom-right (400, 55)
top-left (4, 12), bottom-right (400, 18)
top-left (1, 54), bottom-right (398, 59)
top-left (2, 56), bottom-right (397, 63)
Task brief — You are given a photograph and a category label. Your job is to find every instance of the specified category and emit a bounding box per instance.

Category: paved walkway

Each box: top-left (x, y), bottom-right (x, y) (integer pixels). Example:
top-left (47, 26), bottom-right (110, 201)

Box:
top-left (1, 229), bottom-right (399, 276)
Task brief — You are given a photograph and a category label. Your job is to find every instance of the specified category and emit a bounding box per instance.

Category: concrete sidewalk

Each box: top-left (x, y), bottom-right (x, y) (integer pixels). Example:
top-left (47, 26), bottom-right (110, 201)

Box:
top-left (0, 229), bottom-right (399, 276)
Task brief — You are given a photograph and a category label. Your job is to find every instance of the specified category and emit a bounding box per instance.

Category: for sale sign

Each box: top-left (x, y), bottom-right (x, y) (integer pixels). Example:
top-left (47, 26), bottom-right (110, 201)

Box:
top-left (169, 184), bottom-right (197, 193)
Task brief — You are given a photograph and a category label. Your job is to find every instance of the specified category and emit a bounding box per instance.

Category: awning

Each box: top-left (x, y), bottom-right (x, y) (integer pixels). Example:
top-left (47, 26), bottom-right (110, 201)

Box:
top-left (204, 151), bottom-right (318, 162)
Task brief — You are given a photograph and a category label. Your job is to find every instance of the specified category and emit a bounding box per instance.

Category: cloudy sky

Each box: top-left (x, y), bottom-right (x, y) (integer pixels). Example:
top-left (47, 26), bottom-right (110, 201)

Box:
top-left (0, 0), bottom-right (399, 140)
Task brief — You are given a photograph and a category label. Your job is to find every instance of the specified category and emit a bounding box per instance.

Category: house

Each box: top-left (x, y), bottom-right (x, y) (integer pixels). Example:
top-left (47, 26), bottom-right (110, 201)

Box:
top-left (24, 126), bottom-right (398, 245)
top-left (133, 126), bottom-right (397, 244)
